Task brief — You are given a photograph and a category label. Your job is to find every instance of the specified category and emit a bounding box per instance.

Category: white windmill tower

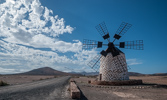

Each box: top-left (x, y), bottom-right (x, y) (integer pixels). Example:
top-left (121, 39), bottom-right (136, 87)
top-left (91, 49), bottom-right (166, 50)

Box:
top-left (83, 22), bottom-right (143, 82)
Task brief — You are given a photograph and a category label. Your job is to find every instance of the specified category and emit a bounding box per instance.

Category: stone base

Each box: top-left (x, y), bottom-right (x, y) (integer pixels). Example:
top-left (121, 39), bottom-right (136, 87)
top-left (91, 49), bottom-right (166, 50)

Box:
top-left (91, 80), bottom-right (142, 86)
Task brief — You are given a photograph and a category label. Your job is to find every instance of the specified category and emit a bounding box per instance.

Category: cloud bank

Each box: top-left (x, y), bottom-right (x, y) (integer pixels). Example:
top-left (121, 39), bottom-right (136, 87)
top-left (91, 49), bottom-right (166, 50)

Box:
top-left (0, 0), bottom-right (142, 74)
top-left (0, 0), bottom-right (96, 74)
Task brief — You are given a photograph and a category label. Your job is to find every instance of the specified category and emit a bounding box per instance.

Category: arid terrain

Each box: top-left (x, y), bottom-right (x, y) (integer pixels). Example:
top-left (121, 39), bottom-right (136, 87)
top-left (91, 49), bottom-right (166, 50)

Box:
top-left (1, 75), bottom-right (166, 100)
top-left (0, 75), bottom-right (55, 85)
top-left (72, 75), bottom-right (167, 100)
top-left (130, 75), bottom-right (167, 85)
top-left (0, 67), bottom-right (167, 100)
top-left (0, 67), bottom-right (79, 85)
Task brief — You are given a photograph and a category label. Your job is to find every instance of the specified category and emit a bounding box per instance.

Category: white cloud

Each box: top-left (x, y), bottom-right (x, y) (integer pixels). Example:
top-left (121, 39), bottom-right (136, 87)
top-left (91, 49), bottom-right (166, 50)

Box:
top-left (0, 0), bottom-right (82, 53)
top-left (43, 7), bottom-right (52, 21)
top-left (126, 59), bottom-right (143, 66)
top-left (0, 0), bottom-right (98, 74)
top-left (0, 39), bottom-right (96, 74)
top-left (0, 67), bottom-right (16, 74)
top-left (0, 0), bottom-right (74, 51)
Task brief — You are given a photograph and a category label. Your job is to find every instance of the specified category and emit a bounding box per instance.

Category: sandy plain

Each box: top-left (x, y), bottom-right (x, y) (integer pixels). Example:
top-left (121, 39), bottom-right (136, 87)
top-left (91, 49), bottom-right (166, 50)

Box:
top-left (0, 75), bottom-right (55, 85)
top-left (1, 75), bottom-right (167, 100)
top-left (73, 75), bottom-right (167, 100)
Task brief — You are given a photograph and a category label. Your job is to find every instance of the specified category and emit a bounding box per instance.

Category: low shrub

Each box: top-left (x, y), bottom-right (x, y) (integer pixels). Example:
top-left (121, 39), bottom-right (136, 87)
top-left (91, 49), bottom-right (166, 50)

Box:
top-left (0, 80), bottom-right (8, 86)
top-left (39, 78), bottom-right (43, 80)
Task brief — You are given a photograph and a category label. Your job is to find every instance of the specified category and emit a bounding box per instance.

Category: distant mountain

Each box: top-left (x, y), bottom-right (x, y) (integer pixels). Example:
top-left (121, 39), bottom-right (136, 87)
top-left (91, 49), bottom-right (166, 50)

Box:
top-left (151, 73), bottom-right (167, 76)
top-left (19, 67), bottom-right (81, 76)
top-left (17, 67), bottom-right (167, 76)
top-left (128, 72), bottom-right (167, 76)
top-left (128, 72), bottom-right (145, 76)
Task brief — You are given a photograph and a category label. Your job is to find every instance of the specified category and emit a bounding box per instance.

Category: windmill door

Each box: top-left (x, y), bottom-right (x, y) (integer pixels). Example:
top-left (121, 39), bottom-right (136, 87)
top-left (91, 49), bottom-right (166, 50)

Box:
top-left (100, 74), bottom-right (102, 80)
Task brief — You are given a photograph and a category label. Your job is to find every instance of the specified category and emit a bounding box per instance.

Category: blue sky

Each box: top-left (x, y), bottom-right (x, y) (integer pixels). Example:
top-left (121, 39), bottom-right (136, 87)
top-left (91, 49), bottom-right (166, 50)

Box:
top-left (0, 0), bottom-right (167, 74)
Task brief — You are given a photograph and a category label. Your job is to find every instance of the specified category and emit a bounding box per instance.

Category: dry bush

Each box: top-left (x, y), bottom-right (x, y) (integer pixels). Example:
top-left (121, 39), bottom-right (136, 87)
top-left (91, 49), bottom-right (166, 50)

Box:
top-left (39, 78), bottom-right (43, 80)
top-left (0, 80), bottom-right (8, 86)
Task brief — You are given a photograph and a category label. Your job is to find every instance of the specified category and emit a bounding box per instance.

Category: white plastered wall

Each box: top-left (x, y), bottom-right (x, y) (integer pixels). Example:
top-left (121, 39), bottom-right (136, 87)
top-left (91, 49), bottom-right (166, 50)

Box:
top-left (99, 52), bottom-right (129, 81)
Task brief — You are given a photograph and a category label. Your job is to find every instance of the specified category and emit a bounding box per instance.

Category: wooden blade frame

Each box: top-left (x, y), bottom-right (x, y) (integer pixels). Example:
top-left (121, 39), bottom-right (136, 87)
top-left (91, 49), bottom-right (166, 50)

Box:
top-left (118, 40), bottom-right (144, 50)
top-left (115, 22), bottom-right (132, 36)
top-left (113, 22), bottom-right (132, 42)
top-left (82, 39), bottom-right (98, 49)
top-left (95, 22), bottom-right (110, 42)
top-left (87, 55), bottom-right (105, 72)
top-left (82, 39), bottom-right (103, 49)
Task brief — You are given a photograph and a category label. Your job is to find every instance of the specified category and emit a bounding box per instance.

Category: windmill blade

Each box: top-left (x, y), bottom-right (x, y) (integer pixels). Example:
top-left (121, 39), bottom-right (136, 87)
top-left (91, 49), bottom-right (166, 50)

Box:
top-left (87, 54), bottom-right (105, 72)
top-left (117, 40), bottom-right (144, 50)
top-left (113, 22), bottom-right (132, 42)
top-left (82, 39), bottom-right (103, 49)
top-left (115, 22), bottom-right (132, 36)
top-left (127, 65), bottom-right (131, 70)
top-left (95, 22), bottom-right (110, 42)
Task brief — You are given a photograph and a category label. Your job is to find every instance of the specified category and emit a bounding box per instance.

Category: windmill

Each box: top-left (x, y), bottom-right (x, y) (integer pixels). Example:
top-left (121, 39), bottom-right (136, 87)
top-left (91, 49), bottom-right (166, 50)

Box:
top-left (82, 22), bottom-right (143, 81)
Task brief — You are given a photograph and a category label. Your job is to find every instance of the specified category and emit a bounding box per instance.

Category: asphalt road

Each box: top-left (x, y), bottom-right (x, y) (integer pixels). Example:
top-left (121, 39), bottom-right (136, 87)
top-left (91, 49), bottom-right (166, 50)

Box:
top-left (0, 76), bottom-right (72, 100)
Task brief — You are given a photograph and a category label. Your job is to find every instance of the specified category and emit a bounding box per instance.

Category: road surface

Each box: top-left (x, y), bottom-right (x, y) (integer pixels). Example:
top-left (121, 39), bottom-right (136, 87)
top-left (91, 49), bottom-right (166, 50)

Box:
top-left (0, 76), bottom-right (72, 100)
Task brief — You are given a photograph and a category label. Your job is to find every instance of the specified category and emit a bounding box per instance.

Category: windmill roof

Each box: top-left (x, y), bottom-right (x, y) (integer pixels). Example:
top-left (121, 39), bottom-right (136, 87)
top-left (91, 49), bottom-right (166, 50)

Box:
top-left (115, 47), bottom-right (124, 54)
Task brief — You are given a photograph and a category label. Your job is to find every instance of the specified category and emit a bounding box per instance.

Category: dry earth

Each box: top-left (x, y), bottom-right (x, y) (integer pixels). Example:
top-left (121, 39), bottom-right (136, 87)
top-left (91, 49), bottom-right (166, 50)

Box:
top-left (130, 75), bottom-right (167, 85)
top-left (1, 75), bottom-right (167, 100)
top-left (73, 76), bottom-right (167, 100)
top-left (0, 75), bottom-right (55, 85)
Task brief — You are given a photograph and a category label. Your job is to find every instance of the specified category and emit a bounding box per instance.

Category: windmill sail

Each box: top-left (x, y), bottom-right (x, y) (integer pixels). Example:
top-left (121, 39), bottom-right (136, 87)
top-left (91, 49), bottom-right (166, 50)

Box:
top-left (113, 22), bottom-right (132, 42)
top-left (95, 22), bottom-right (110, 42)
top-left (118, 40), bottom-right (144, 50)
top-left (82, 39), bottom-right (103, 49)
top-left (87, 55), bottom-right (105, 72)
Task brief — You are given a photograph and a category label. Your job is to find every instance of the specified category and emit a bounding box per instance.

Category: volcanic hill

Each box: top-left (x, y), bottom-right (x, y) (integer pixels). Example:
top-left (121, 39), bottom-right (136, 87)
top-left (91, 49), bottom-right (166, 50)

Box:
top-left (20, 67), bottom-right (80, 76)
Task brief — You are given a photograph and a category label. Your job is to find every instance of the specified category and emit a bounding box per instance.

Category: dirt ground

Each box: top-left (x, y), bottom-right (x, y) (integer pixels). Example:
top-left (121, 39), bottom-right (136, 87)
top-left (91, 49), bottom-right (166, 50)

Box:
top-left (0, 75), bottom-right (55, 85)
top-left (73, 76), bottom-right (167, 100)
top-left (130, 75), bottom-right (167, 85)
top-left (1, 75), bottom-right (167, 100)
